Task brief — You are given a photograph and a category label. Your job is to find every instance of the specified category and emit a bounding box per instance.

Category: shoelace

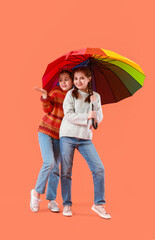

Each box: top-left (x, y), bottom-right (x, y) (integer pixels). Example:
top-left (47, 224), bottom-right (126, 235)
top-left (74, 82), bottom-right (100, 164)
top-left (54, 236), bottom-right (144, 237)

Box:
top-left (98, 205), bottom-right (107, 214)
top-left (65, 206), bottom-right (71, 212)
top-left (51, 201), bottom-right (58, 207)
top-left (32, 198), bottom-right (42, 207)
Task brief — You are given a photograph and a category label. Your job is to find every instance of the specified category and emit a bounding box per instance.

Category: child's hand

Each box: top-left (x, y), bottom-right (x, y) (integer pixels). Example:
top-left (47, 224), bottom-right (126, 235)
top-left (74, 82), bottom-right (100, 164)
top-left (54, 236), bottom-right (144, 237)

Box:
top-left (90, 94), bottom-right (96, 102)
top-left (89, 119), bottom-right (97, 130)
top-left (34, 86), bottom-right (47, 99)
top-left (88, 111), bottom-right (97, 120)
top-left (89, 125), bottom-right (93, 130)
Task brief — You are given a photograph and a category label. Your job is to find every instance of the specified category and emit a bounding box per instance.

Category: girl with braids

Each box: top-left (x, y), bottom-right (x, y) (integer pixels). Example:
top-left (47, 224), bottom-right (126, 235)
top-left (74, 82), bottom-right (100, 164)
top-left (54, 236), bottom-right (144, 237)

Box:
top-left (59, 66), bottom-right (111, 219)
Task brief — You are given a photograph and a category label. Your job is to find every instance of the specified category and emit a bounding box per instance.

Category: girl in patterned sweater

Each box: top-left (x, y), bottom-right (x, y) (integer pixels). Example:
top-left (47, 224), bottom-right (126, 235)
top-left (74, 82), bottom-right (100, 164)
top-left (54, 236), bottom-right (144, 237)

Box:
top-left (30, 70), bottom-right (73, 213)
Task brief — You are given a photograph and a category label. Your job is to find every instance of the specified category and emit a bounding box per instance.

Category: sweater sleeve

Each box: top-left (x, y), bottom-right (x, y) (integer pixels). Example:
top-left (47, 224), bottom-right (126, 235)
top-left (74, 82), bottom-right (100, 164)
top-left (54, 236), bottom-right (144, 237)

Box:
top-left (40, 91), bottom-right (54, 113)
top-left (63, 91), bottom-right (89, 125)
top-left (92, 94), bottom-right (103, 124)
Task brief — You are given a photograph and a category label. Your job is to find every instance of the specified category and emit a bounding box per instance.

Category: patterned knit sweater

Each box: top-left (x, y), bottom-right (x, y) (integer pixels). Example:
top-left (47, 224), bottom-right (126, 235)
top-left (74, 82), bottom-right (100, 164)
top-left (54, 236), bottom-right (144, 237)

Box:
top-left (38, 86), bottom-right (67, 139)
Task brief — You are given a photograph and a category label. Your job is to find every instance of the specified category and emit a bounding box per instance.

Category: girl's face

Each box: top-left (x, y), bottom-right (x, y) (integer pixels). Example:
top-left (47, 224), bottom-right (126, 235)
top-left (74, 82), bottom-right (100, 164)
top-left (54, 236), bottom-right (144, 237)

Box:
top-left (59, 72), bottom-right (73, 91)
top-left (73, 71), bottom-right (91, 92)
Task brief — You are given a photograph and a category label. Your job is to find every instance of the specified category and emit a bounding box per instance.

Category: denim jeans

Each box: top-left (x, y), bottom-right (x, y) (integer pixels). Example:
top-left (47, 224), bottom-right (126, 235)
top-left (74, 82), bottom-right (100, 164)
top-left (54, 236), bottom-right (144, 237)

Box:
top-left (60, 137), bottom-right (106, 206)
top-left (35, 132), bottom-right (60, 199)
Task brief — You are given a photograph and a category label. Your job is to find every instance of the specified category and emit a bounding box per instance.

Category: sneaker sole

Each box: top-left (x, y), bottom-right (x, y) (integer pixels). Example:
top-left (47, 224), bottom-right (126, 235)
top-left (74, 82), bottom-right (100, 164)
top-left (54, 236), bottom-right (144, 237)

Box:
top-left (91, 205), bottom-right (111, 219)
top-left (63, 212), bottom-right (72, 217)
top-left (48, 205), bottom-right (60, 213)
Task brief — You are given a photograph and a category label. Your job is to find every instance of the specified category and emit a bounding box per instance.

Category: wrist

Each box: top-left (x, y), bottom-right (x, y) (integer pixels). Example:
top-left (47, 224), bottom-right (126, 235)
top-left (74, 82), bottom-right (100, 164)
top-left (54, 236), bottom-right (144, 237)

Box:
top-left (40, 95), bottom-right (50, 102)
top-left (42, 94), bottom-right (47, 99)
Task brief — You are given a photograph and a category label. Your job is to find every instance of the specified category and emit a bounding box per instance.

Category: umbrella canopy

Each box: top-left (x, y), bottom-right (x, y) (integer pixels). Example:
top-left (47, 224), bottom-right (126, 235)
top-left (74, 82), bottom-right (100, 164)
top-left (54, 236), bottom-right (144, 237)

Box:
top-left (42, 48), bottom-right (145, 105)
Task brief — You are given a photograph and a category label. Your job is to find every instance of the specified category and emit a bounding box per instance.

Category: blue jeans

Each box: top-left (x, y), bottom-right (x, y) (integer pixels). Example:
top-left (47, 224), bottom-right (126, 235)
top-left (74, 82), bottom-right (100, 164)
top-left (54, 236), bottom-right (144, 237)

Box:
top-left (60, 137), bottom-right (106, 206)
top-left (35, 132), bottom-right (60, 200)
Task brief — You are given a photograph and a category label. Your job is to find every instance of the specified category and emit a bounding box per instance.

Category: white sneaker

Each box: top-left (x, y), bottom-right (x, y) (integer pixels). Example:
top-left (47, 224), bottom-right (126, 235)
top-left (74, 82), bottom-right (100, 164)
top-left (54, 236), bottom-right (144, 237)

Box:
top-left (91, 204), bottom-right (111, 219)
top-left (30, 189), bottom-right (41, 213)
top-left (63, 206), bottom-right (72, 217)
top-left (48, 200), bottom-right (60, 212)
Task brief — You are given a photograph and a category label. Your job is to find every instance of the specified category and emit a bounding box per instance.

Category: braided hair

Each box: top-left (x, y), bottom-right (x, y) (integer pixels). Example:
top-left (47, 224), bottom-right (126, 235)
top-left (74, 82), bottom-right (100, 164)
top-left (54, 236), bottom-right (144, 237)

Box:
top-left (72, 66), bottom-right (92, 102)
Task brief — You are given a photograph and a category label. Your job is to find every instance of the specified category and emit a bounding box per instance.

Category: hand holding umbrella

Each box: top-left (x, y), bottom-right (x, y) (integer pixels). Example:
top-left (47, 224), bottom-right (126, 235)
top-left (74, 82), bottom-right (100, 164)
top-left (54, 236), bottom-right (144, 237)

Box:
top-left (88, 110), bottom-right (98, 130)
top-left (89, 94), bottom-right (98, 129)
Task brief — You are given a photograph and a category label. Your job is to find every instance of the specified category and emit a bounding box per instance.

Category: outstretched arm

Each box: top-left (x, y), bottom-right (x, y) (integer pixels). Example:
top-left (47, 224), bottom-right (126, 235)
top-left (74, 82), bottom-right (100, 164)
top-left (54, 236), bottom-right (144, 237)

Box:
top-left (34, 86), bottom-right (54, 113)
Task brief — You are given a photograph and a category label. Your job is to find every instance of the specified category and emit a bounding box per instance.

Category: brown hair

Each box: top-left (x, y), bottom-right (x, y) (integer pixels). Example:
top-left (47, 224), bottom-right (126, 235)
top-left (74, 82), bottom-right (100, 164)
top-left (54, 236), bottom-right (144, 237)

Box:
top-left (72, 66), bottom-right (92, 102)
top-left (58, 69), bottom-right (72, 78)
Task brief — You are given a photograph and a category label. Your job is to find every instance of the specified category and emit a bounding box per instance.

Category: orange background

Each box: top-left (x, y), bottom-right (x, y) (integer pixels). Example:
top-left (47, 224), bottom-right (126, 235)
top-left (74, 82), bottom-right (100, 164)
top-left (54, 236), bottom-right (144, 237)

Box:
top-left (1, 0), bottom-right (155, 239)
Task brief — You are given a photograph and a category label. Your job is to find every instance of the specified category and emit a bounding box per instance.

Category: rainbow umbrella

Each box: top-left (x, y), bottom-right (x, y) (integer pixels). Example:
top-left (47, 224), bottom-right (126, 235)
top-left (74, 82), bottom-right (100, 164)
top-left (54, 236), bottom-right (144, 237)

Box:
top-left (42, 48), bottom-right (145, 105)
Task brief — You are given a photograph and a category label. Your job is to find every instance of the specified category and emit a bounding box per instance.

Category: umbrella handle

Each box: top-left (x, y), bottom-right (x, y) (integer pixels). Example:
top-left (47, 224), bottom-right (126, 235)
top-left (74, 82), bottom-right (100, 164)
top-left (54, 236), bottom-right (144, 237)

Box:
top-left (92, 118), bottom-right (98, 129)
top-left (89, 90), bottom-right (98, 130)
top-left (92, 104), bottom-right (98, 130)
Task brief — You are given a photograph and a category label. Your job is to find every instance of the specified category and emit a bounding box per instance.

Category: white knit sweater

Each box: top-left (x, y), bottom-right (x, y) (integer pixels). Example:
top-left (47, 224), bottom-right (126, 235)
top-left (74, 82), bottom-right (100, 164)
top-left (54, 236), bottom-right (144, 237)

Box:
top-left (59, 89), bottom-right (103, 140)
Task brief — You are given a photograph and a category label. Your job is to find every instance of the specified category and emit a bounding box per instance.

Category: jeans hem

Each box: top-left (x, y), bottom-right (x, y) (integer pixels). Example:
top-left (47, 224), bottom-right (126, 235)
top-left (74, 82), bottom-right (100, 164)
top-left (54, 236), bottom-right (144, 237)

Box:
top-left (63, 203), bottom-right (72, 206)
top-left (34, 189), bottom-right (45, 195)
top-left (46, 198), bottom-right (56, 201)
top-left (94, 201), bottom-right (106, 205)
